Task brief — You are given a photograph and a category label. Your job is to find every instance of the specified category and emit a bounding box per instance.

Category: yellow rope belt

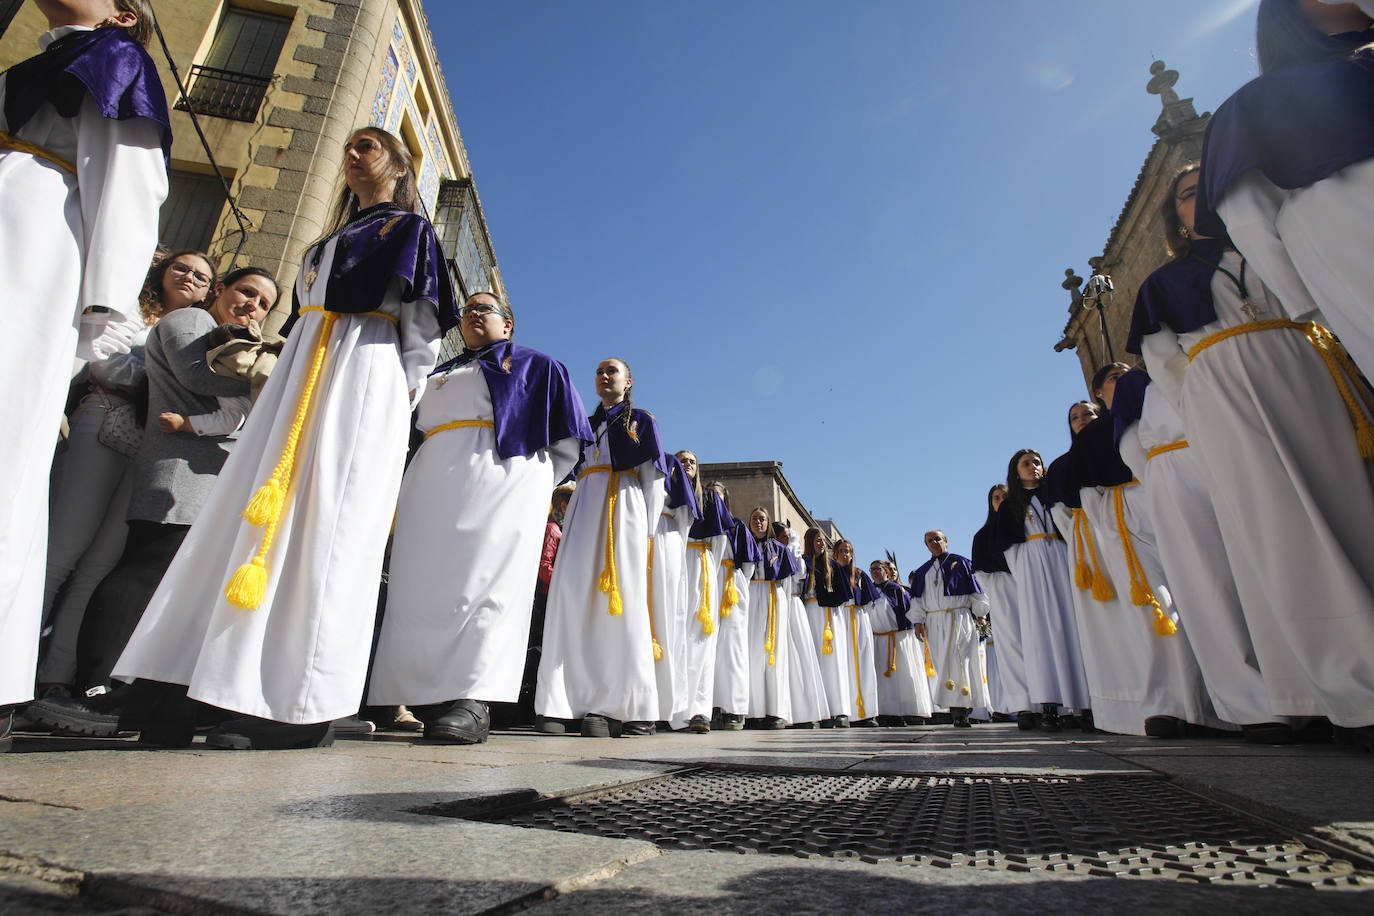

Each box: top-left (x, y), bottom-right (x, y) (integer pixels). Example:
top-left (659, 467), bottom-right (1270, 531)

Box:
top-left (921, 635), bottom-right (937, 678)
top-left (298, 304), bottom-right (399, 325)
top-left (763, 579), bottom-right (778, 666)
top-left (874, 629), bottom-right (898, 677)
top-left (1110, 482), bottom-right (1177, 637)
top-left (577, 464), bottom-right (626, 615)
top-left (1189, 318), bottom-right (1374, 461)
top-left (719, 559), bottom-right (740, 617)
top-left (848, 604), bottom-right (866, 718)
top-left (423, 418), bottom-right (494, 440)
top-left (226, 310), bottom-right (341, 609)
top-left (1146, 439), bottom-right (1189, 460)
top-left (1026, 532), bottom-right (1061, 541)
top-left (1072, 507), bottom-right (1114, 602)
top-left (646, 536), bottom-right (663, 660)
top-left (820, 604), bottom-right (834, 655)
top-left (687, 542), bottom-right (715, 635)
top-left (0, 130), bottom-right (75, 174)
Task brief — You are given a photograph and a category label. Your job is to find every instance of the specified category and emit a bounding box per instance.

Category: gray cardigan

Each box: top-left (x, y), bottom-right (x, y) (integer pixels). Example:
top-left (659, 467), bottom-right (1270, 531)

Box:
top-left (129, 307), bottom-right (251, 525)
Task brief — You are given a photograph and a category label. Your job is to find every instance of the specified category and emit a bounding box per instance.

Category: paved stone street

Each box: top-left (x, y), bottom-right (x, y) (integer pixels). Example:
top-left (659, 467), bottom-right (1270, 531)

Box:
top-left (2, 723), bottom-right (1372, 914)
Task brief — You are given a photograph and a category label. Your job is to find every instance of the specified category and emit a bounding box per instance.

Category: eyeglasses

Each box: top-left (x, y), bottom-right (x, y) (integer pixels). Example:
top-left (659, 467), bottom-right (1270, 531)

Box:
top-left (167, 262), bottom-right (212, 286)
top-left (459, 303), bottom-right (506, 319)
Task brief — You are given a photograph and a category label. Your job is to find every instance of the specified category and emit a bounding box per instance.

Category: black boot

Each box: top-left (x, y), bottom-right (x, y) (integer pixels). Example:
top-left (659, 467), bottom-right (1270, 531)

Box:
top-left (418, 699), bottom-right (489, 744)
top-left (951, 707), bottom-right (972, 728)
top-left (1039, 703), bottom-right (1063, 732)
top-left (205, 716), bottom-right (335, 750)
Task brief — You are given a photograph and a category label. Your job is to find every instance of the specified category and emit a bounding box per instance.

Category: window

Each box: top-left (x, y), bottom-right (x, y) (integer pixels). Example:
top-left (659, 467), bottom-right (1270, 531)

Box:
top-left (432, 179), bottom-right (493, 299)
top-left (159, 171), bottom-right (224, 252)
top-left (178, 7), bottom-right (291, 122)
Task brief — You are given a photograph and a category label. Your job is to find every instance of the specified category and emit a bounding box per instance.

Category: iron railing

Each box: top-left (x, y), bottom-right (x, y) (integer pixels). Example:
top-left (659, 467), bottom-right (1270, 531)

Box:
top-left (175, 65), bottom-right (271, 122)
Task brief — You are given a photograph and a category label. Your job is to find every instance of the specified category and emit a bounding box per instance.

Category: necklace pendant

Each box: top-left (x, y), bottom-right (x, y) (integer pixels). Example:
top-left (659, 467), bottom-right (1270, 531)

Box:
top-left (303, 268), bottom-right (317, 291)
top-left (1240, 297), bottom-right (1263, 321)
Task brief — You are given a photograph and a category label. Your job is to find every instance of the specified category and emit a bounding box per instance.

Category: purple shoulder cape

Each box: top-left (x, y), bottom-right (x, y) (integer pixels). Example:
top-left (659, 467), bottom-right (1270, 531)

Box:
top-left (688, 488), bottom-right (731, 539)
top-left (430, 341), bottom-right (592, 463)
top-left (751, 536), bottom-right (799, 581)
top-left (878, 579), bottom-right (914, 629)
top-left (1041, 451), bottom-right (1082, 510)
top-left (663, 454), bottom-right (703, 518)
top-left (589, 401), bottom-right (669, 475)
top-left (1109, 368), bottom-right (1150, 446)
top-left (971, 521), bottom-right (1009, 575)
top-left (854, 569), bottom-right (881, 605)
top-left (3, 26), bottom-right (171, 165)
top-left (1127, 239), bottom-right (1228, 353)
top-left (283, 204), bottom-right (459, 335)
top-left (912, 553), bottom-right (981, 599)
top-left (1196, 48), bottom-right (1374, 238)
top-left (726, 517), bottom-right (762, 566)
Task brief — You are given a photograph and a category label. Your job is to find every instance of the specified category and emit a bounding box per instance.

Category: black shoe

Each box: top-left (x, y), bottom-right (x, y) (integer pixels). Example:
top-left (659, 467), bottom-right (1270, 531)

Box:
top-left (331, 715), bottom-right (377, 739)
top-left (1144, 715), bottom-right (1186, 739)
top-left (819, 717), bottom-right (837, 728)
top-left (851, 717), bottom-right (879, 728)
top-left (877, 715), bottom-right (906, 728)
top-left (1061, 714), bottom-right (1081, 730)
top-left (1016, 710), bottom-right (1039, 730)
top-left (951, 707), bottom-right (972, 729)
top-left (205, 716), bottom-right (335, 750)
top-left (622, 720), bottom-right (655, 737)
top-left (1242, 722), bottom-right (1297, 745)
top-left (833, 715), bottom-right (850, 729)
top-left (687, 714), bottom-right (710, 733)
top-left (786, 721), bottom-right (819, 729)
top-left (580, 714), bottom-right (617, 737)
top-left (423, 699), bottom-right (489, 745)
top-left (722, 713), bottom-right (746, 731)
top-left (1039, 704), bottom-right (1063, 733)
top-left (28, 689), bottom-right (136, 737)
top-left (902, 715), bottom-right (927, 726)
top-left (1079, 709), bottom-right (1095, 733)
top-left (534, 715), bottom-right (568, 735)
top-left (0, 705), bottom-right (14, 753)
top-left (762, 716), bottom-right (786, 730)
top-left (1334, 725), bottom-right (1374, 752)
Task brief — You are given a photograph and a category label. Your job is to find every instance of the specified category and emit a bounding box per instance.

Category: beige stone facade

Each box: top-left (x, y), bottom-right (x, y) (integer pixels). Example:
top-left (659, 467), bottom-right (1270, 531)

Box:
top-left (698, 460), bottom-right (842, 543)
top-left (1054, 62), bottom-right (1210, 389)
top-left (0, 0), bottom-right (501, 336)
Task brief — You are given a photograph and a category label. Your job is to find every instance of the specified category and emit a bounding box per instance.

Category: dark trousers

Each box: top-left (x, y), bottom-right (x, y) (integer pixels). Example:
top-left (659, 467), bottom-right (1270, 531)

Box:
top-left (75, 521), bottom-right (188, 691)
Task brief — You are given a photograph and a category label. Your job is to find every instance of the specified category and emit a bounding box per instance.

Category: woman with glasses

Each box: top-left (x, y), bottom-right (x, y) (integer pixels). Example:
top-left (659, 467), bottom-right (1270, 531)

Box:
top-left (105, 127), bottom-right (457, 750)
top-left (536, 357), bottom-right (669, 738)
top-left (35, 250), bottom-right (215, 700)
top-left (368, 291), bottom-right (590, 744)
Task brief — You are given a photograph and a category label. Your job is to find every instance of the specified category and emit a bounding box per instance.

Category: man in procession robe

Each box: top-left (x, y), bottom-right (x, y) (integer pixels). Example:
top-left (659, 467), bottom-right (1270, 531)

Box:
top-left (910, 530), bottom-right (990, 728)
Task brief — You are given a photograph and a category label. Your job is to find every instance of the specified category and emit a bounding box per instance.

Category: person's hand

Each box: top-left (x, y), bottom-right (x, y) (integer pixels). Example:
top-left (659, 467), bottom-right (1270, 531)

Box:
top-left (912, 621), bottom-right (926, 640)
top-left (158, 412), bottom-right (187, 433)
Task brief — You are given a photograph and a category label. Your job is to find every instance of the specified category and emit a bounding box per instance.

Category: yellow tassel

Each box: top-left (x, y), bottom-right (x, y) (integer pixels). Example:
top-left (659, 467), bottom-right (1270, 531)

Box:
top-left (1075, 557), bottom-right (1093, 590)
top-left (922, 638), bottom-right (937, 678)
top-left (721, 562), bottom-right (739, 617)
top-left (1091, 574), bottom-right (1115, 602)
top-left (1153, 606), bottom-right (1178, 636)
top-left (1130, 581), bottom-right (1154, 607)
top-left (652, 638), bottom-right (664, 661)
top-left (856, 697), bottom-right (866, 718)
top-left (607, 587), bottom-right (623, 616)
top-left (945, 679), bottom-right (956, 691)
top-left (694, 545), bottom-right (714, 636)
top-left (822, 612), bottom-right (834, 656)
top-left (243, 480), bottom-right (285, 526)
top-left (960, 686), bottom-right (971, 696)
top-left (224, 558), bottom-right (267, 609)
top-left (700, 615), bottom-right (715, 636)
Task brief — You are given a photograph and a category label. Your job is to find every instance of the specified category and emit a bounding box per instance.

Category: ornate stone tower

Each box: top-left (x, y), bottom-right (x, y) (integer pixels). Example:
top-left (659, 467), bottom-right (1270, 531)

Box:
top-left (1054, 61), bottom-right (1211, 388)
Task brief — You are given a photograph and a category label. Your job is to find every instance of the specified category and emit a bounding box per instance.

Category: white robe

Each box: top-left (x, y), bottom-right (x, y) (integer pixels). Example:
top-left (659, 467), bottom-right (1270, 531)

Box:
top-left (842, 593), bottom-right (880, 721)
top-left (874, 593), bottom-right (934, 718)
top-left (534, 427), bottom-right (666, 723)
top-left (980, 570), bottom-right (1031, 713)
top-left (1002, 497), bottom-right (1090, 711)
top-left (712, 547), bottom-right (753, 716)
top-left (1081, 482), bottom-right (1214, 730)
top-left (781, 536), bottom-right (825, 724)
top-left (746, 564), bottom-right (792, 722)
top-left (368, 360), bottom-right (580, 706)
top-left (681, 535), bottom-right (725, 721)
top-left (1118, 386), bottom-right (1275, 726)
top-left (805, 594), bottom-right (853, 719)
top-left (113, 238), bottom-right (441, 723)
top-left (911, 563), bottom-right (989, 710)
top-left (0, 26), bottom-right (166, 706)
top-left (650, 503), bottom-right (693, 727)
top-left (1140, 250), bottom-right (1374, 727)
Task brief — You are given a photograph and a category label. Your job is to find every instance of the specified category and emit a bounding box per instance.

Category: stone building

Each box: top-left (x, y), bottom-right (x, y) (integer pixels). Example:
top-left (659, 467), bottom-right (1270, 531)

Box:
top-left (698, 460), bottom-right (843, 543)
top-left (0, 0), bottom-right (502, 336)
top-left (1054, 62), bottom-right (1210, 387)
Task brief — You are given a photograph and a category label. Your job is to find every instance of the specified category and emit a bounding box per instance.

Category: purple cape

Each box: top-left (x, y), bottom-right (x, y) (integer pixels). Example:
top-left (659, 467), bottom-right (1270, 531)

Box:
top-left (663, 454), bottom-right (702, 518)
top-left (1109, 368), bottom-right (1150, 446)
top-left (428, 341), bottom-right (592, 463)
top-left (1041, 451), bottom-right (1082, 510)
top-left (587, 401), bottom-right (669, 475)
top-left (1196, 48), bottom-right (1374, 238)
top-left (282, 204), bottom-right (459, 335)
top-left (750, 536), bottom-right (799, 581)
top-left (726, 517), bottom-right (762, 566)
top-left (912, 553), bottom-right (982, 599)
top-left (1127, 239), bottom-right (1228, 353)
top-left (971, 521), bottom-right (1009, 575)
top-left (1071, 415), bottom-right (1133, 488)
top-left (688, 488), bottom-right (732, 539)
top-left (878, 579), bottom-right (914, 630)
top-left (993, 487), bottom-right (1056, 550)
top-left (3, 26), bottom-right (171, 165)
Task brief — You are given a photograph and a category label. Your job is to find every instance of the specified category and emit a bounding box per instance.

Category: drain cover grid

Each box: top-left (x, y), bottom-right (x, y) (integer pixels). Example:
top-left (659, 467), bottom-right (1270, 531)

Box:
top-left (463, 769), bottom-right (1374, 889)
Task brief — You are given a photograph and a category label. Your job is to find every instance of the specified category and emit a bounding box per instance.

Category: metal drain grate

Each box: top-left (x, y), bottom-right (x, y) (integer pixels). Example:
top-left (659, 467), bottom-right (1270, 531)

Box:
top-left (447, 769), bottom-right (1374, 889)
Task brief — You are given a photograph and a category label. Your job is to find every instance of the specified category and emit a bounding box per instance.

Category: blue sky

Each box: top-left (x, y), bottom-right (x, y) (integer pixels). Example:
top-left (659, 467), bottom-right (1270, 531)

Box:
top-left (426, 0), bottom-right (1260, 573)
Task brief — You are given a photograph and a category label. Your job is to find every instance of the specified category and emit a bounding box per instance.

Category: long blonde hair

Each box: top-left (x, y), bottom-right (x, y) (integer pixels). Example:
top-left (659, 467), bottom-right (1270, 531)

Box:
top-left (314, 127), bottom-right (418, 248)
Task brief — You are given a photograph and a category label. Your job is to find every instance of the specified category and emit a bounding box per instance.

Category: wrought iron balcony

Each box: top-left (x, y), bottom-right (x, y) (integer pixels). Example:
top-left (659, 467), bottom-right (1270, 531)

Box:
top-left (175, 65), bottom-right (271, 122)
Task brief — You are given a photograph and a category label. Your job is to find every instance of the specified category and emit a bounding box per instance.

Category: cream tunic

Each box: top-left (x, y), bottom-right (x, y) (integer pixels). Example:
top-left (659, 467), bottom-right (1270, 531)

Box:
top-left (911, 562), bottom-right (989, 710)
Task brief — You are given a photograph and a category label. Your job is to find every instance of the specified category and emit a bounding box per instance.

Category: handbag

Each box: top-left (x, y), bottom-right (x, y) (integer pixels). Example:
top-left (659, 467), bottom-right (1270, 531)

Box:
top-left (94, 387), bottom-right (144, 457)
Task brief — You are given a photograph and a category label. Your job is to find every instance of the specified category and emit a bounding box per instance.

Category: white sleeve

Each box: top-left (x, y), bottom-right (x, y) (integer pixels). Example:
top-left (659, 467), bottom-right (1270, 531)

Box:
top-left (76, 96), bottom-right (167, 322)
top-left (548, 437), bottom-right (582, 485)
top-left (399, 295), bottom-right (442, 408)
top-left (187, 395), bottom-right (251, 437)
top-left (1216, 175), bottom-right (1325, 322)
top-left (970, 581), bottom-right (990, 618)
top-left (638, 459), bottom-right (667, 522)
top-left (1118, 423), bottom-right (1149, 480)
top-left (1139, 329), bottom-right (1189, 411)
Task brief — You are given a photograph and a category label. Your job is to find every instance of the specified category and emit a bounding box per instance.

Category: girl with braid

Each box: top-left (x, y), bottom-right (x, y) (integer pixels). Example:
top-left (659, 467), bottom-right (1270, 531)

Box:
top-left (536, 358), bottom-right (669, 737)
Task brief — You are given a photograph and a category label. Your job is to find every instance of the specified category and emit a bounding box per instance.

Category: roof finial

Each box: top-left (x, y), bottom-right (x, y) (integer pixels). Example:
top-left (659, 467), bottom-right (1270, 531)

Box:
top-left (1147, 59), bottom-right (1181, 107)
